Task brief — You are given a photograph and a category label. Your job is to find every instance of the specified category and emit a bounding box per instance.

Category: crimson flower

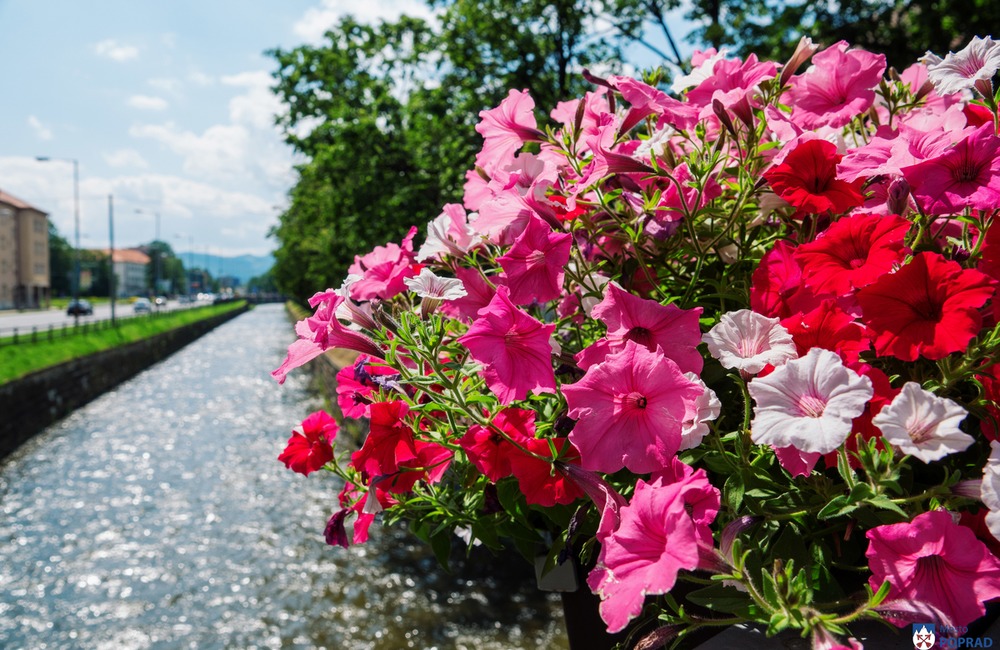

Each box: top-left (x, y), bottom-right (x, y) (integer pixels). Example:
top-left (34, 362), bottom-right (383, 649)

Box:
top-left (508, 437), bottom-right (583, 507)
top-left (793, 213), bottom-right (911, 295)
top-left (780, 300), bottom-right (871, 364)
top-left (763, 139), bottom-right (864, 217)
top-left (459, 407), bottom-right (535, 482)
top-left (866, 510), bottom-right (1000, 627)
top-left (857, 252), bottom-right (995, 361)
top-left (458, 286), bottom-right (557, 404)
top-left (278, 411), bottom-right (338, 476)
top-left (350, 400), bottom-right (417, 478)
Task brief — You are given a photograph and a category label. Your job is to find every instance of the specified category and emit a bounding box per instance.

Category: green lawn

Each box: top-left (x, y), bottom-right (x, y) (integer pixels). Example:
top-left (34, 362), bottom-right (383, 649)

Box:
top-left (0, 301), bottom-right (247, 384)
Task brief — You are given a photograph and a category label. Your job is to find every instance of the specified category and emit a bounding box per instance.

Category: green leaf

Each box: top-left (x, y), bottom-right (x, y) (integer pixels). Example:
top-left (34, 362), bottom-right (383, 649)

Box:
top-left (725, 474), bottom-right (745, 512)
top-left (686, 584), bottom-right (758, 617)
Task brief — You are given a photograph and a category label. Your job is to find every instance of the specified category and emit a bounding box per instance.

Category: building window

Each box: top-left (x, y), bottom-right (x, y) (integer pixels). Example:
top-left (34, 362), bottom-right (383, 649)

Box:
top-left (34, 217), bottom-right (45, 233)
top-left (35, 263), bottom-right (46, 275)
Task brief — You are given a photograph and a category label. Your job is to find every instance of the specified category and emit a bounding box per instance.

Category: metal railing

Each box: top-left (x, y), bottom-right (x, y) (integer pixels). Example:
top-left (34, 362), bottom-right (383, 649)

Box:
top-left (0, 302), bottom-right (222, 347)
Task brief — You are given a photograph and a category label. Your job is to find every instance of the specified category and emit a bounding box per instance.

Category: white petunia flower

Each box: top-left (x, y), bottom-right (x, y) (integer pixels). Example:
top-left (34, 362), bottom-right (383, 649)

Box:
top-left (679, 372), bottom-right (722, 450)
top-left (748, 348), bottom-right (873, 454)
top-left (981, 441), bottom-right (1000, 541)
top-left (702, 309), bottom-right (798, 376)
top-left (873, 382), bottom-right (972, 463)
top-left (417, 204), bottom-right (478, 262)
top-left (922, 36), bottom-right (1000, 96)
top-left (404, 267), bottom-right (467, 318)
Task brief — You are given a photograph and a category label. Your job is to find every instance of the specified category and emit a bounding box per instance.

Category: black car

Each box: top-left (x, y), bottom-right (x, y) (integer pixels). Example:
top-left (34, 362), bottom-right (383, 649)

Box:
top-left (66, 299), bottom-right (94, 316)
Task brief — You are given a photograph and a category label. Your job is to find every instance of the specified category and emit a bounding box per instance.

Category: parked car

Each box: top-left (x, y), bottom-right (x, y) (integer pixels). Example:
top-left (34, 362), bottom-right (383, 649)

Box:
top-left (133, 298), bottom-right (152, 314)
top-left (66, 299), bottom-right (93, 316)
top-left (154, 296), bottom-right (168, 308)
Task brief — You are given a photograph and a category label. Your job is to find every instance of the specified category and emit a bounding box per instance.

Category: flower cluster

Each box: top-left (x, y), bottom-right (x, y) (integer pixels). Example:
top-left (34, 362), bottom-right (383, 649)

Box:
top-left (274, 35), bottom-right (1000, 648)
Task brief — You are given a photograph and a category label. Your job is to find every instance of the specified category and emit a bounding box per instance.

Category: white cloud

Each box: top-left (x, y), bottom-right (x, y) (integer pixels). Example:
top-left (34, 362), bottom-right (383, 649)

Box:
top-left (148, 78), bottom-right (181, 93)
top-left (188, 70), bottom-right (214, 86)
top-left (161, 32), bottom-right (177, 49)
top-left (103, 149), bottom-right (149, 169)
top-left (221, 71), bottom-right (283, 130)
top-left (128, 95), bottom-right (169, 111)
top-left (94, 39), bottom-right (139, 62)
top-left (129, 68), bottom-right (297, 194)
top-left (0, 157), bottom-right (282, 256)
top-left (27, 115), bottom-right (53, 141)
top-left (292, 0), bottom-right (436, 43)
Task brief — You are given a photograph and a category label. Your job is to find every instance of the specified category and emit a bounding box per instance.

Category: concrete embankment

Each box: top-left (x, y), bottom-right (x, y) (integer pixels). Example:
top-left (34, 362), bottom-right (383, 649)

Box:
top-left (0, 304), bottom-right (249, 460)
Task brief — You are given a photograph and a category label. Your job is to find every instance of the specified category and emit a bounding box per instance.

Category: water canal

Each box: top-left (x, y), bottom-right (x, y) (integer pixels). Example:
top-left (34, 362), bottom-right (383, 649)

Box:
top-left (0, 304), bottom-right (568, 649)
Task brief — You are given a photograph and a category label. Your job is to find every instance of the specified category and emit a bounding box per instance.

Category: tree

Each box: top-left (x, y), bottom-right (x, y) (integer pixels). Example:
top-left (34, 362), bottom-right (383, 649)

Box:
top-left (48, 222), bottom-right (73, 297)
top-left (140, 240), bottom-right (186, 295)
top-left (268, 3), bottom-right (645, 303)
top-left (681, 0), bottom-right (1000, 70)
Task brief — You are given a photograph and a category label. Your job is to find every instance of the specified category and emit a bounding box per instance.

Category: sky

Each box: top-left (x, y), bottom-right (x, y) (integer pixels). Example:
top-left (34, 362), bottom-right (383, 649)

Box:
top-left (0, 0), bottom-right (693, 259)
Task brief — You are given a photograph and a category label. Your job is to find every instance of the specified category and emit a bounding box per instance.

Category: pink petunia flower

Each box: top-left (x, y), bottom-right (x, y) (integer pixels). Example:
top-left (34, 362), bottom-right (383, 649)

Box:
top-left (277, 410), bottom-right (339, 475)
top-left (497, 215), bottom-right (573, 305)
top-left (564, 341), bottom-right (703, 474)
top-left (702, 309), bottom-right (798, 376)
top-left (786, 41), bottom-right (886, 129)
top-left (576, 281), bottom-right (704, 373)
top-left (750, 240), bottom-right (827, 319)
top-left (474, 89), bottom-right (546, 174)
top-left (922, 36), bottom-right (1000, 96)
top-left (872, 382), bottom-right (972, 463)
top-left (457, 286), bottom-right (557, 404)
top-left (902, 124), bottom-right (1000, 215)
top-left (347, 227), bottom-right (419, 301)
top-left (439, 266), bottom-right (498, 322)
top-left (335, 355), bottom-right (400, 419)
top-left (748, 348), bottom-right (873, 454)
top-left (587, 472), bottom-right (719, 633)
top-left (866, 509), bottom-right (1000, 627)
top-left (271, 290), bottom-right (384, 384)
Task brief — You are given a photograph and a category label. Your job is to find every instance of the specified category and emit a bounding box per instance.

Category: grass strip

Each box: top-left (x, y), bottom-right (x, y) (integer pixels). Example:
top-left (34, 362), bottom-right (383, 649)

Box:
top-left (0, 301), bottom-right (247, 384)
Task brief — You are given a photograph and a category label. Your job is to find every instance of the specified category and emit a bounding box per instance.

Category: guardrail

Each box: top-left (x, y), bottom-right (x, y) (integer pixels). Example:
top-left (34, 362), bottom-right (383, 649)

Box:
top-left (0, 302), bottom-right (221, 348)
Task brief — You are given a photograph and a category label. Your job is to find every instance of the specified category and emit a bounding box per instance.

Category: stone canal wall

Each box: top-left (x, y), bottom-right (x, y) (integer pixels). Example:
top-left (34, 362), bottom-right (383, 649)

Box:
top-left (0, 304), bottom-right (249, 460)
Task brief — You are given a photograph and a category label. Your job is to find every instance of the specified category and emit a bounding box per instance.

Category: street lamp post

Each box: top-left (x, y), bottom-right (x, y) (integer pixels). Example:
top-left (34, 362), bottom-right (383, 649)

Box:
top-left (35, 156), bottom-right (80, 322)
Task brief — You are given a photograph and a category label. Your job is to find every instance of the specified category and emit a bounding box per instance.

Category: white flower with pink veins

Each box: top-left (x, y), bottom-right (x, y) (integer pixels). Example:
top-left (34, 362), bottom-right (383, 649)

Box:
top-left (748, 348), bottom-right (873, 454)
top-left (872, 382), bottom-right (971, 463)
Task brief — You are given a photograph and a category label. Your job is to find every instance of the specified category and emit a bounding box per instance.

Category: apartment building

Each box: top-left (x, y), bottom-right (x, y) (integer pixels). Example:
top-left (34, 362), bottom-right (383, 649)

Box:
top-left (110, 248), bottom-right (150, 297)
top-left (0, 191), bottom-right (50, 309)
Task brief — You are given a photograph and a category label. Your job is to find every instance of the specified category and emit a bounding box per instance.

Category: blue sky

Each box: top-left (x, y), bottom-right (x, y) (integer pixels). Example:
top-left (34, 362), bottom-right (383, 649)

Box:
top-left (0, 0), bottom-right (694, 258)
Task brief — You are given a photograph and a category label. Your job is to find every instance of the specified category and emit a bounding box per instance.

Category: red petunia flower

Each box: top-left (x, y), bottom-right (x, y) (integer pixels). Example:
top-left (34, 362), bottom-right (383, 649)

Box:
top-left (793, 213), bottom-right (911, 296)
top-left (763, 139), bottom-right (864, 218)
top-left (278, 410), bottom-right (339, 476)
top-left (459, 407), bottom-right (535, 482)
top-left (780, 299), bottom-right (870, 363)
top-left (857, 252), bottom-right (996, 361)
top-left (350, 400), bottom-right (418, 477)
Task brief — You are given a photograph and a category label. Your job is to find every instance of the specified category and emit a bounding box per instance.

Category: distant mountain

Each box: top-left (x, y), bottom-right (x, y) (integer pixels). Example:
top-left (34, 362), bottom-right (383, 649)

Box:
top-left (177, 251), bottom-right (274, 285)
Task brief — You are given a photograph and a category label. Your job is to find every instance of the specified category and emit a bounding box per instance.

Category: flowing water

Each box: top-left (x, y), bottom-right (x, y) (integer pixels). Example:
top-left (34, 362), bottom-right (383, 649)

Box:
top-left (0, 304), bottom-right (568, 649)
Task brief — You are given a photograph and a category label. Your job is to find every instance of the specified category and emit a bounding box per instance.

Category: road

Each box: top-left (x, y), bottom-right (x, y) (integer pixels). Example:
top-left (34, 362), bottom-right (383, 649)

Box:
top-left (0, 299), bottom-right (205, 335)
